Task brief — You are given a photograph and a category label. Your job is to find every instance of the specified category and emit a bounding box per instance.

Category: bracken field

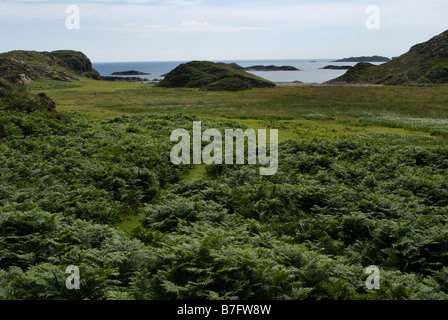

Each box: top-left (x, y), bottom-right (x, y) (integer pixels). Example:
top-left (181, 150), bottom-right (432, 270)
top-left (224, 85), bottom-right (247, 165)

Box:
top-left (1, 78), bottom-right (448, 300)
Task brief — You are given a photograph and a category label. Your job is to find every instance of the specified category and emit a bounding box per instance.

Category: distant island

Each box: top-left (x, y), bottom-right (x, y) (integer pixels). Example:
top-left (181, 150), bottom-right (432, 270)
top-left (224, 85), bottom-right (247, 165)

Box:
top-left (244, 65), bottom-right (300, 71)
top-left (111, 70), bottom-right (150, 75)
top-left (102, 76), bottom-right (150, 82)
top-left (321, 65), bottom-right (353, 70)
top-left (218, 62), bottom-right (299, 72)
top-left (332, 56), bottom-right (391, 63)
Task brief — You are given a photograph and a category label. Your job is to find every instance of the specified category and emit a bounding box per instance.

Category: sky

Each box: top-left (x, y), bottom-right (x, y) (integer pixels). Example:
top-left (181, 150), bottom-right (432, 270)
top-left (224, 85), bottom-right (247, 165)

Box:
top-left (0, 0), bottom-right (447, 62)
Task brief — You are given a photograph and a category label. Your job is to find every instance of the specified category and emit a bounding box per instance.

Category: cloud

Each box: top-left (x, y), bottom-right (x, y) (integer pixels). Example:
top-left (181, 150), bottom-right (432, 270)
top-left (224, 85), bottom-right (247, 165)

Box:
top-left (1, 0), bottom-right (447, 62)
top-left (89, 20), bottom-right (269, 34)
top-left (1, 0), bottom-right (447, 33)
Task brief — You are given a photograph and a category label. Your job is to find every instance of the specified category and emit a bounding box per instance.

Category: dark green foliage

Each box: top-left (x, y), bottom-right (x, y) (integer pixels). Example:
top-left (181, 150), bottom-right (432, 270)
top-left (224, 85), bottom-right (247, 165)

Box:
top-left (132, 136), bottom-right (448, 299)
top-left (141, 197), bottom-right (229, 232)
top-left (0, 121), bottom-right (6, 140)
top-left (0, 112), bottom-right (191, 224)
top-left (1, 111), bottom-right (448, 300)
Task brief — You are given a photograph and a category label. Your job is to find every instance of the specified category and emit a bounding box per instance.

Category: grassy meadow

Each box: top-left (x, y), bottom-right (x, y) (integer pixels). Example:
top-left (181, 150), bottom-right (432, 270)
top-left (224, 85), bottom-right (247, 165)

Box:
top-left (28, 78), bottom-right (448, 142)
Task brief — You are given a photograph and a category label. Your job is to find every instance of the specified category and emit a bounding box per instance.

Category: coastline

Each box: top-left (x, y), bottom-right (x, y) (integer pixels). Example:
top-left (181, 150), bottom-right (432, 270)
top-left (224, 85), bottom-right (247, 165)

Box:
top-left (93, 60), bottom-right (361, 85)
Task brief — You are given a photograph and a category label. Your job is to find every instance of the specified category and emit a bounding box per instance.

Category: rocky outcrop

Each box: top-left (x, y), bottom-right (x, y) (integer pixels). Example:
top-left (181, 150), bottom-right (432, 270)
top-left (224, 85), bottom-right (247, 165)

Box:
top-left (36, 92), bottom-right (57, 113)
top-left (51, 50), bottom-right (94, 73)
top-left (17, 73), bottom-right (33, 85)
top-left (157, 61), bottom-right (275, 91)
top-left (327, 29), bottom-right (448, 85)
top-left (0, 77), bottom-right (60, 116)
top-left (0, 50), bottom-right (101, 84)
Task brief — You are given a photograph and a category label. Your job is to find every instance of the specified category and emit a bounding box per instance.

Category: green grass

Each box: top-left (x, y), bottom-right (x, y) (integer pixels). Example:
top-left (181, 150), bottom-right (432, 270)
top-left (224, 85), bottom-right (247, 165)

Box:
top-left (182, 164), bottom-right (208, 181)
top-left (115, 214), bottom-right (141, 232)
top-left (32, 78), bottom-right (448, 118)
top-left (29, 78), bottom-right (448, 143)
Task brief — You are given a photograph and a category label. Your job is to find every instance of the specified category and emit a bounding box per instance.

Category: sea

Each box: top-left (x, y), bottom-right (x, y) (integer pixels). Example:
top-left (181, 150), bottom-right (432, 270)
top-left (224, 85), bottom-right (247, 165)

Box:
top-left (92, 59), bottom-right (385, 84)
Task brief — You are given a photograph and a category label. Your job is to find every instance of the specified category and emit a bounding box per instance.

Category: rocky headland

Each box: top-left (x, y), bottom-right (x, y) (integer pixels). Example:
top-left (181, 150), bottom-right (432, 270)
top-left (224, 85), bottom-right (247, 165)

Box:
top-left (0, 50), bottom-right (101, 84)
top-left (327, 30), bottom-right (448, 85)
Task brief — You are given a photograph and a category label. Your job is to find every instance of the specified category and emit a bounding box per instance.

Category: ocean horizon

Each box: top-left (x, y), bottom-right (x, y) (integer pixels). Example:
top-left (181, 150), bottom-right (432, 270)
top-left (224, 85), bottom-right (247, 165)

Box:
top-left (92, 59), bottom-right (386, 84)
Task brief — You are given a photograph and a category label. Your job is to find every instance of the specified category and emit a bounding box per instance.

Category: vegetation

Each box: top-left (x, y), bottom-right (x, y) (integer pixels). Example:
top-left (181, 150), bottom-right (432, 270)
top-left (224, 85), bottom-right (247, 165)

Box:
top-left (1, 46), bottom-right (448, 300)
top-left (30, 78), bottom-right (448, 140)
top-left (201, 77), bottom-right (252, 91)
top-left (328, 30), bottom-right (448, 85)
top-left (1, 107), bottom-right (448, 300)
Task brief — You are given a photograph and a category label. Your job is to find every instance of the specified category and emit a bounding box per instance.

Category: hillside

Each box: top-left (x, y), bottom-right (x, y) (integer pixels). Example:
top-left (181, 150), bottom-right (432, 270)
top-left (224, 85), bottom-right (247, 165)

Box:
top-left (0, 78), bottom-right (58, 113)
top-left (156, 61), bottom-right (276, 91)
top-left (327, 30), bottom-right (448, 85)
top-left (0, 50), bottom-right (101, 84)
top-left (0, 77), bottom-right (62, 140)
top-left (332, 56), bottom-right (390, 62)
